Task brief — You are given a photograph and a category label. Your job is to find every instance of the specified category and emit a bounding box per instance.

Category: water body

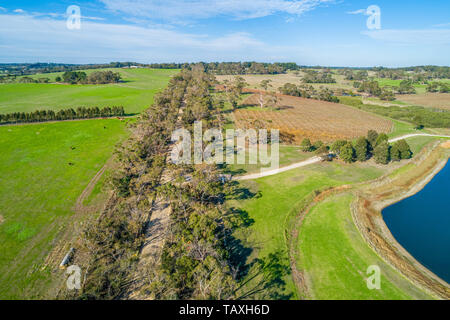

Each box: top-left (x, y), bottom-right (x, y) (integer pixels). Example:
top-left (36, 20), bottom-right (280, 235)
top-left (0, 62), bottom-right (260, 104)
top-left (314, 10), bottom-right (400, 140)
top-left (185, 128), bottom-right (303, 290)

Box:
top-left (383, 160), bottom-right (450, 284)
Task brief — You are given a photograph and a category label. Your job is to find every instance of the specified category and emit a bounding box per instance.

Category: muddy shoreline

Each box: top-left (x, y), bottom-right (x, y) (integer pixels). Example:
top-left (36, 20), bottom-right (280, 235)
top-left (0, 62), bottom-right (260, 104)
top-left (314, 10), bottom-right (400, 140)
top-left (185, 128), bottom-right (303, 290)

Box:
top-left (351, 143), bottom-right (450, 299)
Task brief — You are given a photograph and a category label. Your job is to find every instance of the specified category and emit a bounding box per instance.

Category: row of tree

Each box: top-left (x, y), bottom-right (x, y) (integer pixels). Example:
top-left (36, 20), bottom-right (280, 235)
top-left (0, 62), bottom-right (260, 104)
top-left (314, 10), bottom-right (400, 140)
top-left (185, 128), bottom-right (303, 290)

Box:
top-left (374, 66), bottom-right (450, 81)
top-left (76, 69), bottom-right (270, 300)
top-left (278, 82), bottom-right (340, 103)
top-left (301, 130), bottom-right (412, 165)
top-left (18, 76), bottom-right (51, 84)
top-left (58, 70), bottom-right (122, 84)
top-left (302, 70), bottom-right (336, 83)
top-left (353, 80), bottom-right (399, 100)
top-left (0, 106), bottom-right (125, 124)
top-left (75, 71), bottom-right (189, 299)
top-left (426, 82), bottom-right (450, 93)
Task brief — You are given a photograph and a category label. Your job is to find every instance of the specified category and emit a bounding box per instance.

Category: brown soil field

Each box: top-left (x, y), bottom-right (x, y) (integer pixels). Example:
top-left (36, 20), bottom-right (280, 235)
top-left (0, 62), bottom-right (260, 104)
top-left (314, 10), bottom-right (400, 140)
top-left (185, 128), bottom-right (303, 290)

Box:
top-left (441, 141), bottom-right (450, 148)
top-left (233, 93), bottom-right (393, 143)
top-left (216, 72), bottom-right (354, 91)
top-left (396, 93), bottom-right (450, 110)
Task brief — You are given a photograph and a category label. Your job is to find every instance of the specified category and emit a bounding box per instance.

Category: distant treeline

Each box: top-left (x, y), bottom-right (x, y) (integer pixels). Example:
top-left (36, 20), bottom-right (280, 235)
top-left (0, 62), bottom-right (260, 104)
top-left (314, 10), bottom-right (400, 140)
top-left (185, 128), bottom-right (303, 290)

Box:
top-left (0, 70), bottom-right (122, 85)
top-left (0, 106), bottom-right (125, 124)
top-left (59, 70), bottom-right (122, 84)
top-left (0, 61), bottom-right (301, 77)
top-left (279, 83), bottom-right (340, 103)
top-left (302, 70), bottom-right (336, 84)
top-left (0, 62), bottom-right (121, 76)
top-left (373, 66), bottom-right (450, 80)
top-left (340, 96), bottom-right (450, 129)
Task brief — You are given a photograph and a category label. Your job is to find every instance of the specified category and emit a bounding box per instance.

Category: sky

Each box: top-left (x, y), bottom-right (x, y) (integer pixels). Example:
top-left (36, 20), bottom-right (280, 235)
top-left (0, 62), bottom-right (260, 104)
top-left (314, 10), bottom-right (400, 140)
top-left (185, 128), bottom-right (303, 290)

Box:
top-left (0, 0), bottom-right (449, 67)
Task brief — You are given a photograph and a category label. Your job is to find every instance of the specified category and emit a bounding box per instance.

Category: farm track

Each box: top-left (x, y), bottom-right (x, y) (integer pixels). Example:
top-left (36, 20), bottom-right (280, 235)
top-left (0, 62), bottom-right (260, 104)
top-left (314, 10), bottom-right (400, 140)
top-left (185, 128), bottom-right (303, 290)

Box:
top-left (124, 102), bottom-right (185, 300)
top-left (40, 158), bottom-right (115, 298)
top-left (73, 161), bottom-right (110, 213)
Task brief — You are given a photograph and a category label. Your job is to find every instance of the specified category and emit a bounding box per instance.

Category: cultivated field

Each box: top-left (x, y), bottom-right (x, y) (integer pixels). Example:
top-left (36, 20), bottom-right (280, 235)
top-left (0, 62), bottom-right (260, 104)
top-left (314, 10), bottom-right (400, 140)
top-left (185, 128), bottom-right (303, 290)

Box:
top-left (0, 68), bottom-right (178, 114)
top-left (0, 119), bottom-right (128, 299)
top-left (233, 94), bottom-right (393, 143)
top-left (396, 93), bottom-right (450, 110)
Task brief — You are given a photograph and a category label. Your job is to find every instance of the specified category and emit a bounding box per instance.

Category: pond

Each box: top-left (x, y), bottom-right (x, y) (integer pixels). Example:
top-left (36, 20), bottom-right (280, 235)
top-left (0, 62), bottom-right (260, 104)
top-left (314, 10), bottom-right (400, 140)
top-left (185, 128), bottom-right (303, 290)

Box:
top-left (383, 160), bottom-right (450, 284)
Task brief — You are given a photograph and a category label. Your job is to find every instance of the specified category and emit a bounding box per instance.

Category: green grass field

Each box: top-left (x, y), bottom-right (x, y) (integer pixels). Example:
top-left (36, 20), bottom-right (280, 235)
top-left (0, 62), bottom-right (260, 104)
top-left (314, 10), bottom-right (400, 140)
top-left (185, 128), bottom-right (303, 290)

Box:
top-left (374, 78), bottom-right (428, 94)
top-left (229, 162), bottom-right (386, 299)
top-left (0, 68), bottom-right (178, 115)
top-left (230, 159), bottom-right (435, 299)
top-left (296, 193), bottom-right (431, 300)
top-left (0, 119), bottom-right (128, 299)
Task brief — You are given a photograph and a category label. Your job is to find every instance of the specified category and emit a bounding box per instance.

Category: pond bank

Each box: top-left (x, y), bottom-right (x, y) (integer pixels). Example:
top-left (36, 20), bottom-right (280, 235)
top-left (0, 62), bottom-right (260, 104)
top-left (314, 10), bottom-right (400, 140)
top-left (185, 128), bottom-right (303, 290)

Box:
top-left (351, 142), bottom-right (450, 300)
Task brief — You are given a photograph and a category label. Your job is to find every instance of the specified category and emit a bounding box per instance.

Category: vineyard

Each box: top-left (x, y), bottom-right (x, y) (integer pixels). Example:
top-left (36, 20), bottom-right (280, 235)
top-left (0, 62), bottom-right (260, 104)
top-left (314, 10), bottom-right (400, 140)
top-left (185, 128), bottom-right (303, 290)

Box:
top-left (234, 94), bottom-right (393, 143)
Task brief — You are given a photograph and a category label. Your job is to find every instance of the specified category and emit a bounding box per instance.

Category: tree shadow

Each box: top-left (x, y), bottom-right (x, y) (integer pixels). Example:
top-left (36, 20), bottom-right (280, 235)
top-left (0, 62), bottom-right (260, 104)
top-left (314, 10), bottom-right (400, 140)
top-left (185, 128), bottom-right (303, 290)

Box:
top-left (228, 181), bottom-right (262, 200)
top-left (234, 251), bottom-right (292, 300)
top-left (219, 163), bottom-right (247, 176)
top-left (224, 183), bottom-right (291, 299)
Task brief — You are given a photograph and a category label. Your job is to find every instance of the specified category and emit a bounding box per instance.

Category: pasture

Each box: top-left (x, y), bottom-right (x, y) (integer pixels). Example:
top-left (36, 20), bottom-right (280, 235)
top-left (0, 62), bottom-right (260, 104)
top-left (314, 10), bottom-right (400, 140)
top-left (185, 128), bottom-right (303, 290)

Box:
top-left (228, 160), bottom-right (432, 299)
top-left (0, 68), bottom-right (178, 115)
top-left (233, 94), bottom-right (393, 143)
top-left (396, 93), bottom-right (450, 110)
top-left (0, 119), bottom-right (128, 299)
top-left (296, 193), bottom-right (431, 299)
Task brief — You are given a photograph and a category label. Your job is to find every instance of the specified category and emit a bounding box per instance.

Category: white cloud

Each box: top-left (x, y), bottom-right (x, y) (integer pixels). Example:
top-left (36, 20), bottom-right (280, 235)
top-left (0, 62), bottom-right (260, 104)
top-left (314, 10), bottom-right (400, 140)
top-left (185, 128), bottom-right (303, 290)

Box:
top-left (100, 0), bottom-right (334, 21)
top-left (347, 9), bottom-right (366, 15)
top-left (0, 7), bottom-right (6, 12)
top-left (0, 13), bottom-right (270, 63)
top-left (362, 29), bottom-right (450, 45)
top-left (13, 9), bottom-right (25, 13)
top-left (433, 22), bottom-right (450, 28)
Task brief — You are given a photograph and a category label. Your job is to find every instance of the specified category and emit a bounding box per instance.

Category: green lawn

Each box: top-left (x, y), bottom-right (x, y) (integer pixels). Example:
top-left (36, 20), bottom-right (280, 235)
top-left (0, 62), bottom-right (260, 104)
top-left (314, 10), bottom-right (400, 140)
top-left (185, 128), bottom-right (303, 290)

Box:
top-left (0, 119), bottom-right (128, 299)
top-left (229, 159), bottom-right (435, 299)
top-left (229, 162), bottom-right (385, 299)
top-left (297, 193), bottom-right (431, 300)
top-left (374, 78), bottom-right (428, 94)
top-left (405, 135), bottom-right (447, 155)
top-left (0, 68), bottom-right (178, 115)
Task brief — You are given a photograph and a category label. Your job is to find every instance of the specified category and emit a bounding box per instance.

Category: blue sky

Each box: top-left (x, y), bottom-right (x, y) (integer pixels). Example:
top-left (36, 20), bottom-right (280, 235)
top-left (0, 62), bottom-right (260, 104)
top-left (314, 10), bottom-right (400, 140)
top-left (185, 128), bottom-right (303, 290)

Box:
top-left (0, 0), bottom-right (449, 66)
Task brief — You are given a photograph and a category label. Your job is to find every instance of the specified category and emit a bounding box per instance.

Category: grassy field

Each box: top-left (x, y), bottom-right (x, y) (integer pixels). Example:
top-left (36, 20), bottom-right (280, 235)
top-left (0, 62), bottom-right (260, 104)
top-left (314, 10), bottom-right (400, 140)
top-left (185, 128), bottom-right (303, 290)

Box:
top-left (296, 193), bottom-right (431, 300)
top-left (0, 68), bottom-right (178, 114)
top-left (374, 78), bottom-right (428, 94)
top-left (229, 162), bottom-right (386, 299)
top-left (229, 156), bottom-right (438, 299)
top-left (0, 119), bottom-right (128, 299)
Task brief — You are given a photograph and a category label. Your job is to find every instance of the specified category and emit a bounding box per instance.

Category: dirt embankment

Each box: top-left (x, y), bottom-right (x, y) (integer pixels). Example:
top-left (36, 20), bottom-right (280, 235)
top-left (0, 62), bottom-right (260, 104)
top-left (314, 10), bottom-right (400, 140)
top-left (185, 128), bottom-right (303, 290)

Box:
top-left (287, 185), bottom-right (352, 299)
top-left (441, 141), bottom-right (450, 149)
top-left (351, 143), bottom-right (450, 300)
